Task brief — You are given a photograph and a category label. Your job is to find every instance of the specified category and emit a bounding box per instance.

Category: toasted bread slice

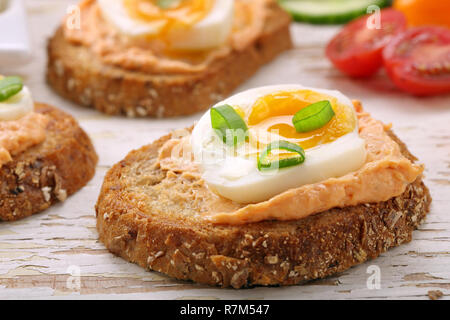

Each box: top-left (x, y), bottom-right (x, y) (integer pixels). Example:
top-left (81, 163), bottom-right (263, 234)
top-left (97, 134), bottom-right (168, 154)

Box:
top-left (46, 1), bottom-right (292, 118)
top-left (0, 104), bottom-right (98, 221)
top-left (96, 128), bottom-right (431, 288)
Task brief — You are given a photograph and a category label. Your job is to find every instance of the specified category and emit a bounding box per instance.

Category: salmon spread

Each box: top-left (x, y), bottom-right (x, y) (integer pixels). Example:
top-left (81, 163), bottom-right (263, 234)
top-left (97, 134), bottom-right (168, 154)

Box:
top-left (151, 102), bottom-right (423, 225)
top-left (63, 0), bottom-right (269, 74)
top-left (0, 112), bottom-right (49, 167)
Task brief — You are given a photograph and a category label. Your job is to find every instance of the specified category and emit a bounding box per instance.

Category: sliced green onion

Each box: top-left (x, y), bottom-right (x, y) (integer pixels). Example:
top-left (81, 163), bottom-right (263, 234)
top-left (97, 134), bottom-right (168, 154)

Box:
top-left (258, 140), bottom-right (305, 171)
top-left (211, 104), bottom-right (248, 146)
top-left (0, 76), bottom-right (23, 102)
top-left (157, 0), bottom-right (181, 9)
top-left (292, 100), bottom-right (335, 133)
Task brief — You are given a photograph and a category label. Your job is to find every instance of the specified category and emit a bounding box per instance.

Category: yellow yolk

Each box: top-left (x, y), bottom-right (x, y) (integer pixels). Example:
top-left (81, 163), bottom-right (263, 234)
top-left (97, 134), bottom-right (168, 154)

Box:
top-left (245, 90), bottom-right (356, 151)
top-left (124, 0), bottom-right (213, 33)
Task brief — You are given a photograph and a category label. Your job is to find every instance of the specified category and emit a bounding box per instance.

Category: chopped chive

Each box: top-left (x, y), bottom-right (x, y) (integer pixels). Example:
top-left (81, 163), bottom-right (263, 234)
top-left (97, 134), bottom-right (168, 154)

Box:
top-left (258, 140), bottom-right (305, 171)
top-left (157, 0), bottom-right (181, 9)
top-left (0, 76), bottom-right (23, 102)
top-left (292, 100), bottom-right (335, 133)
top-left (211, 104), bottom-right (248, 146)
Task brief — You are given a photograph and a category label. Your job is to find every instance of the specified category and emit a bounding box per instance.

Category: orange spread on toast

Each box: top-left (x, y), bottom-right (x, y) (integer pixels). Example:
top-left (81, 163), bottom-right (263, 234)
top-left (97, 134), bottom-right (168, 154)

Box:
top-left (63, 0), bottom-right (268, 74)
top-left (156, 103), bottom-right (423, 225)
top-left (0, 112), bottom-right (48, 167)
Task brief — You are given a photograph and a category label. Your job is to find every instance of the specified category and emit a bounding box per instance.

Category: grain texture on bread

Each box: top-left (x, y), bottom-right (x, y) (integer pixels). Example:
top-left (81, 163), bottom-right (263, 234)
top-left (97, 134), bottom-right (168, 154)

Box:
top-left (0, 104), bottom-right (98, 221)
top-left (96, 129), bottom-right (431, 288)
top-left (46, 1), bottom-right (292, 118)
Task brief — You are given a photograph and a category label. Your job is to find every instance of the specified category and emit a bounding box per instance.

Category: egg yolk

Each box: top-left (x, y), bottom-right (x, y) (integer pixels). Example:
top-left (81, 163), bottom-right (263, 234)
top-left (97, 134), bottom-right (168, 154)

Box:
top-left (244, 90), bottom-right (356, 151)
top-left (124, 0), bottom-right (213, 31)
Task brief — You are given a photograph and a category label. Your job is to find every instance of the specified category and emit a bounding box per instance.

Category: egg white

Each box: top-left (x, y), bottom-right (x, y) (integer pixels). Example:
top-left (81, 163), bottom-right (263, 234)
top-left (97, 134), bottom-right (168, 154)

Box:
top-left (97, 0), bottom-right (234, 50)
top-left (0, 86), bottom-right (34, 121)
top-left (191, 84), bottom-right (367, 204)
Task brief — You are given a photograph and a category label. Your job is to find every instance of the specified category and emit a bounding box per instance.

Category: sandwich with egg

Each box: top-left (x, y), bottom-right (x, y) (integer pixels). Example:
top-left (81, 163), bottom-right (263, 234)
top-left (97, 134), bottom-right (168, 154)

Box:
top-left (47, 0), bottom-right (292, 118)
top-left (96, 84), bottom-right (431, 288)
top-left (0, 76), bottom-right (98, 221)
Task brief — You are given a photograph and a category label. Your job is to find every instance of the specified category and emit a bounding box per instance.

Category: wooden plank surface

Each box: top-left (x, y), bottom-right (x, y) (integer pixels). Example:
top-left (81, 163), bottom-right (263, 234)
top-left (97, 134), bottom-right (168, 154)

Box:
top-left (0, 0), bottom-right (449, 299)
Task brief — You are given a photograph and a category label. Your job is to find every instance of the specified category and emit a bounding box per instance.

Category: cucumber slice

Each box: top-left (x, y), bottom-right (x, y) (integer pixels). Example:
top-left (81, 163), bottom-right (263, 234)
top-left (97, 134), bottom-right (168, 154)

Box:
top-left (279, 0), bottom-right (391, 24)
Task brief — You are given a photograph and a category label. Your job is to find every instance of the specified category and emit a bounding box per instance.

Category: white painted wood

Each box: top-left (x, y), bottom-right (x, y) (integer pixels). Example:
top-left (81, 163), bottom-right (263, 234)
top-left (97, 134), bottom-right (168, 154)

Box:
top-left (0, 0), bottom-right (448, 300)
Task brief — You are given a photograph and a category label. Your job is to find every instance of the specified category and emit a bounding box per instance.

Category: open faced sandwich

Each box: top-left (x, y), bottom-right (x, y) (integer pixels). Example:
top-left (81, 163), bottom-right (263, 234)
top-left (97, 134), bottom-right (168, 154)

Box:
top-left (96, 84), bottom-right (431, 288)
top-left (47, 0), bottom-right (292, 118)
top-left (0, 76), bottom-right (98, 221)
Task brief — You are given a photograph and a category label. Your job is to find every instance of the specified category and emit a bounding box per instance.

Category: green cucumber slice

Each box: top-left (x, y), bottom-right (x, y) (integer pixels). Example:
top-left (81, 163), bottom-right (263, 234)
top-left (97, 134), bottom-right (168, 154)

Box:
top-left (278, 0), bottom-right (391, 24)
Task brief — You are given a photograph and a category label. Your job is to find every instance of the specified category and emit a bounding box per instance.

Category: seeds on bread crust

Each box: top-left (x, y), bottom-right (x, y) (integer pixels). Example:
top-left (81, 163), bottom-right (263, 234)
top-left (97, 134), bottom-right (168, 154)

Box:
top-left (0, 103), bottom-right (98, 221)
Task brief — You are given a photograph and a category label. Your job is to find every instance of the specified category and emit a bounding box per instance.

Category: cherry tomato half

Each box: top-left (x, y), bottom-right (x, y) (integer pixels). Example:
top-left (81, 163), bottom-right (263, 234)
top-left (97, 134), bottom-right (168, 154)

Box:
top-left (383, 26), bottom-right (450, 96)
top-left (326, 9), bottom-right (407, 77)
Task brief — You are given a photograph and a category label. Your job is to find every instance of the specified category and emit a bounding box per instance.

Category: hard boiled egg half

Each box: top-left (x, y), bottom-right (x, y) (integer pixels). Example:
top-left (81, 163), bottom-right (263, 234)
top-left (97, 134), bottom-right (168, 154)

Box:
top-left (191, 85), bottom-right (367, 204)
top-left (0, 76), bottom-right (34, 121)
top-left (97, 0), bottom-right (234, 50)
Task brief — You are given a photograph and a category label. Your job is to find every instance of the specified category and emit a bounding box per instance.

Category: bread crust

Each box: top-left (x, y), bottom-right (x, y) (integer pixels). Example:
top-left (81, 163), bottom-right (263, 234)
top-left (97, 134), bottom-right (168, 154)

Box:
top-left (96, 129), bottom-right (431, 288)
top-left (46, 2), bottom-right (293, 118)
top-left (0, 104), bottom-right (98, 221)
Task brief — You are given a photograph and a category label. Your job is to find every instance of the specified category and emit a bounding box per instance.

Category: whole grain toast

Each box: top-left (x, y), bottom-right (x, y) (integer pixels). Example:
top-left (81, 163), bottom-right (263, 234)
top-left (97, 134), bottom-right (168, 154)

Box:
top-left (0, 103), bottom-right (98, 221)
top-left (46, 1), bottom-right (293, 118)
top-left (96, 127), bottom-right (431, 288)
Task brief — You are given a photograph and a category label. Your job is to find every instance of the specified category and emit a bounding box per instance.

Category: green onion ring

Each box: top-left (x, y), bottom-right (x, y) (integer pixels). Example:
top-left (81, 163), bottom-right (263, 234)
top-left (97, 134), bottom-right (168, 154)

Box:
top-left (0, 76), bottom-right (23, 102)
top-left (258, 140), bottom-right (305, 171)
top-left (211, 104), bottom-right (248, 146)
top-left (157, 0), bottom-right (181, 9)
top-left (292, 100), bottom-right (335, 133)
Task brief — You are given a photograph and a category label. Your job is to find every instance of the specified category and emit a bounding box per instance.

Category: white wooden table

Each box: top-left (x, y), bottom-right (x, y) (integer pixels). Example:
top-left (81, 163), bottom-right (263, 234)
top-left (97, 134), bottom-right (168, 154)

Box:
top-left (0, 0), bottom-right (449, 300)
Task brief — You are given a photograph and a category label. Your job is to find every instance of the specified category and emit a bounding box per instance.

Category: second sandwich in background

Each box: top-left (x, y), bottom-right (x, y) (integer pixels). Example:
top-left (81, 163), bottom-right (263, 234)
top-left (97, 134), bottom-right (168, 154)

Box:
top-left (47, 0), bottom-right (293, 118)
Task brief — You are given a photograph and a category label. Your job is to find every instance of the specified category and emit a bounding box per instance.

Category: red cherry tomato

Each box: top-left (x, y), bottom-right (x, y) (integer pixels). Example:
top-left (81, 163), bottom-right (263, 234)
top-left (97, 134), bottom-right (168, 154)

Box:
top-left (383, 26), bottom-right (450, 96)
top-left (326, 9), bottom-right (407, 77)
